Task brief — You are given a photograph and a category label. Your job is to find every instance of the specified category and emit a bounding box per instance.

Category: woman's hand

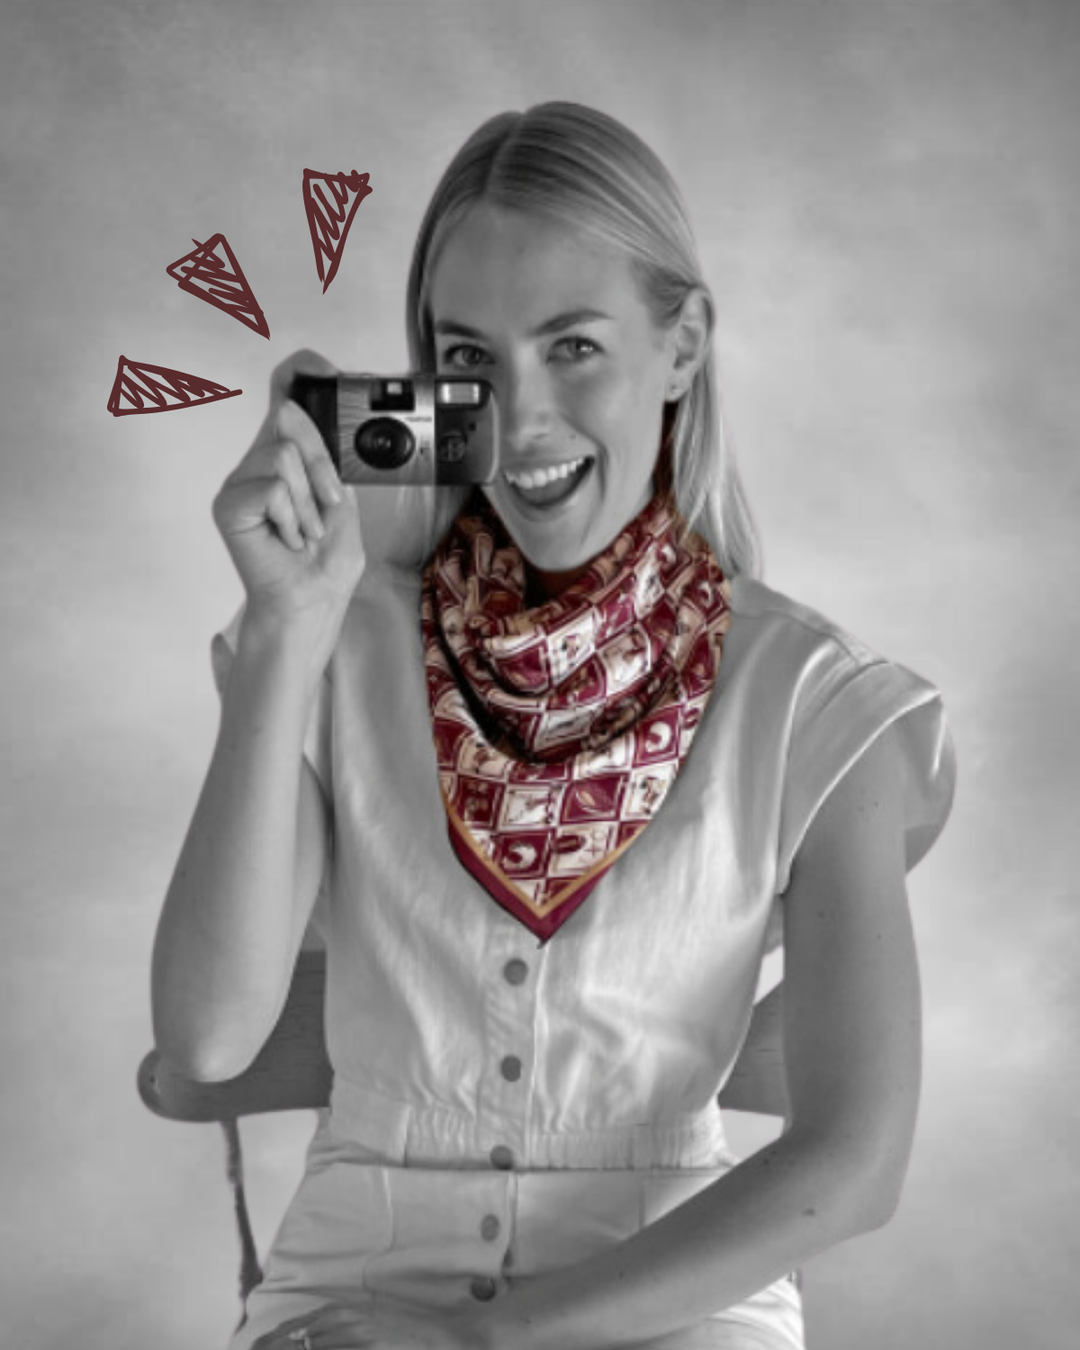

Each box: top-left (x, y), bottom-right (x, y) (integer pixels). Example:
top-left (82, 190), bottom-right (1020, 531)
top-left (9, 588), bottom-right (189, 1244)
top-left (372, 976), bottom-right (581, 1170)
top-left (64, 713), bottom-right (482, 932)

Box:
top-left (213, 349), bottom-right (365, 635)
top-left (251, 1295), bottom-right (491, 1350)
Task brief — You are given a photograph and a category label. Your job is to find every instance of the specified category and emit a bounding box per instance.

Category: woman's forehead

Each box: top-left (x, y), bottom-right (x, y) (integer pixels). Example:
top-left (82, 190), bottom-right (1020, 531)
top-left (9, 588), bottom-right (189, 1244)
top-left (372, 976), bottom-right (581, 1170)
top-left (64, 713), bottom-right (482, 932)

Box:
top-left (428, 203), bottom-right (644, 329)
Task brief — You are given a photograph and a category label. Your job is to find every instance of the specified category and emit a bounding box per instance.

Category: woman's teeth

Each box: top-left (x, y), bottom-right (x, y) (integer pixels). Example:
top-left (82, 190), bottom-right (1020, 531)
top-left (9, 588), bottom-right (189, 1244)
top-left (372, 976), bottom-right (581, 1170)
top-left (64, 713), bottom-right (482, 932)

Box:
top-left (504, 456), bottom-right (588, 491)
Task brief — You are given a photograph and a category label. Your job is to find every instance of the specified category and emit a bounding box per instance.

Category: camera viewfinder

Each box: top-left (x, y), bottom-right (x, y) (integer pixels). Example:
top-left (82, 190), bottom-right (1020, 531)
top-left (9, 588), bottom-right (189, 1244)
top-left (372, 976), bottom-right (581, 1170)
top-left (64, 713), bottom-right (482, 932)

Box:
top-left (371, 379), bottom-right (415, 412)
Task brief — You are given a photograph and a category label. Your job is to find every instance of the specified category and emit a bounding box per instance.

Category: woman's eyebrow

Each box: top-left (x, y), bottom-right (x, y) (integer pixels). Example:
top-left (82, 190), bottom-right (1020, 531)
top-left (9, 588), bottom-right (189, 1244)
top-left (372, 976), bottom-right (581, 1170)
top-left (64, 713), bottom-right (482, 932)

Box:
top-left (433, 308), bottom-right (613, 340)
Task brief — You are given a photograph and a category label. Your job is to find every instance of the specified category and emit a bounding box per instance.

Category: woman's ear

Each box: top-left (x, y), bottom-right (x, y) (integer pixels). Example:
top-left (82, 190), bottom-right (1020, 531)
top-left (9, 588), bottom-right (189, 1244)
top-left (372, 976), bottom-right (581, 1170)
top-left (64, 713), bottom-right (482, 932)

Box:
top-left (664, 287), bottom-right (712, 400)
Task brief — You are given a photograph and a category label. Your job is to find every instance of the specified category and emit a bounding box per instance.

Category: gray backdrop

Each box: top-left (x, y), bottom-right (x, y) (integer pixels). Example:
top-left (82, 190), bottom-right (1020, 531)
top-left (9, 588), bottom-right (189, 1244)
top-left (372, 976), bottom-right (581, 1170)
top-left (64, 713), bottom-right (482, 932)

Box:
top-left (3, 1), bottom-right (1077, 1346)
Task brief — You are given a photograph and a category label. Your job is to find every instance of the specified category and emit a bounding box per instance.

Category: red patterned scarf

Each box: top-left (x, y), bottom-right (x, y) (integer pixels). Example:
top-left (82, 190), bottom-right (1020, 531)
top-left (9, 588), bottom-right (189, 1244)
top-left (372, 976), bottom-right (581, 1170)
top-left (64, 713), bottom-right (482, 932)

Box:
top-left (420, 492), bottom-right (732, 942)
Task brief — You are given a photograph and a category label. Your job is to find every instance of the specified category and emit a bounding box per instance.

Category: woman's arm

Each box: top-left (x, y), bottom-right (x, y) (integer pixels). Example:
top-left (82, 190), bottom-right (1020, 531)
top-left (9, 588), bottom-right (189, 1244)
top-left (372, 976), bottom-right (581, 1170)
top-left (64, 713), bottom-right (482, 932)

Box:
top-left (483, 723), bottom-right (920, 1350)
top-left (151, 351), bottom-right (363, 1083)
top-left (150, 618), bottom-right (331, 1082)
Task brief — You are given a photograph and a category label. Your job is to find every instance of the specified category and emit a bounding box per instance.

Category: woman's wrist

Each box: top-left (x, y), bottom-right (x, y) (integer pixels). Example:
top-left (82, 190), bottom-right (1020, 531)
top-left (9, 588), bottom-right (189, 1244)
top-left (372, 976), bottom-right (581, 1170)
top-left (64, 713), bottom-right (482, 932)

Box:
top-left (235, 597), bottom-right (345, 695)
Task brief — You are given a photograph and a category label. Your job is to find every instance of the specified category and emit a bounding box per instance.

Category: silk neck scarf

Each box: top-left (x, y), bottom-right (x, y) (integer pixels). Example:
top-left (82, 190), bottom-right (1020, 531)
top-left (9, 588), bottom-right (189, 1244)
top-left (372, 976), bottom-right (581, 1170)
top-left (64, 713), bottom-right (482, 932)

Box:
top-left (420, 491), bottom-right (732, 942)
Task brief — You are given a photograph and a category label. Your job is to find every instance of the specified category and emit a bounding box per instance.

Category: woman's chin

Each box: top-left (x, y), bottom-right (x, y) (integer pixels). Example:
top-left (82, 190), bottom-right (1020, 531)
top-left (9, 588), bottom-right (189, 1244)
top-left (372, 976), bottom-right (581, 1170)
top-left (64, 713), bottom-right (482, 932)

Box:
top-left (486, 497), bottom-right (592, 570)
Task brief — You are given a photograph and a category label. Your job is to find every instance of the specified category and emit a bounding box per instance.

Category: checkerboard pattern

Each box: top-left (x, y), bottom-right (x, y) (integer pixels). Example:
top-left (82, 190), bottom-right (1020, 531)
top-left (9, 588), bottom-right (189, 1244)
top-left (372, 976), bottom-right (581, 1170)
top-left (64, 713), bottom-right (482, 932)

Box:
top-left (422, 495), bottom-right (731, 940)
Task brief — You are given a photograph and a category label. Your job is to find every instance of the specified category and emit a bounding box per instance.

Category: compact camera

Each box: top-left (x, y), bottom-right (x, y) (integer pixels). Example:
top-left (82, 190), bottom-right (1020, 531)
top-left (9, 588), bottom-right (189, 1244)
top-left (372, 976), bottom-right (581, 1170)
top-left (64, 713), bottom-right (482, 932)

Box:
top-left (289, 372), bottom-right (499, 486)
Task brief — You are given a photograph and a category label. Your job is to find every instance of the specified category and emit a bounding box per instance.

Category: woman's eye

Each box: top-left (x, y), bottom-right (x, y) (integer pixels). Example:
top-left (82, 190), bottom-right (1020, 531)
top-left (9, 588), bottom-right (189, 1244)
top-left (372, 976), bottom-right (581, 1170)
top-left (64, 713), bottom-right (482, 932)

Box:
top-left (551, 336), bottom-right (600, 362)
top-left (441, 344), bottom-right (488, 369)
top-left (440, 336), bottom-right (599, 370)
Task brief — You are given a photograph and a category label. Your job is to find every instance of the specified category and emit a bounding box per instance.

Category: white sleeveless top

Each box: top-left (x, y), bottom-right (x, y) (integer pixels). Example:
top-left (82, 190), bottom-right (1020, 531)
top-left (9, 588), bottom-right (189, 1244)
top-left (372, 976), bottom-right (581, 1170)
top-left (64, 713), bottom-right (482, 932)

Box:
top-left (214, 562), bottom-right (955, 1349)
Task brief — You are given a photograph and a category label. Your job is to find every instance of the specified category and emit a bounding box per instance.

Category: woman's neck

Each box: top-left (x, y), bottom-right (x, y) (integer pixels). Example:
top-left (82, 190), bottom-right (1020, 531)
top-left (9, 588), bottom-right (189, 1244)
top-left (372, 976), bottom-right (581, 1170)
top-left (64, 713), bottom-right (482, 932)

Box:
top-left (524, 560), bottom-right (591, 606)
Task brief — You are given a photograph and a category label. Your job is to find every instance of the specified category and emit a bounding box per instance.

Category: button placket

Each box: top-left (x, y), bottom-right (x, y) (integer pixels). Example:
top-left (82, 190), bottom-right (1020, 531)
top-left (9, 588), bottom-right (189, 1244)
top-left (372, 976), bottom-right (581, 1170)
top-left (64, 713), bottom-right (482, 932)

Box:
top-left (480, 926), bottom-right (546, 1173)
top-left (498, 954), bottom-right (528, 1097)
top-left (480, 935), bottom-right (538, 1168)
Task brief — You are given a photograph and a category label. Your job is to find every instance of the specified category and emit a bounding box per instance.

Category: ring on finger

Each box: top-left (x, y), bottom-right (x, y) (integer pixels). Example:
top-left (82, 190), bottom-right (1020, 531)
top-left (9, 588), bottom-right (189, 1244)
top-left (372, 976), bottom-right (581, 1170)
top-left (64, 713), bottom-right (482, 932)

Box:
top-left (288, 1329), bottom-right (313, 1350)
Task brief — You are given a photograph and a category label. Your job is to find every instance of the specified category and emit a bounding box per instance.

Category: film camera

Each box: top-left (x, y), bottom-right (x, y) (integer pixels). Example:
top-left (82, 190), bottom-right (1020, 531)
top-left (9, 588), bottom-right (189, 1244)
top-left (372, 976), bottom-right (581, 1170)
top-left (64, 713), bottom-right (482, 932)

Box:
top-left (289, 372), bottom-right (499, 485)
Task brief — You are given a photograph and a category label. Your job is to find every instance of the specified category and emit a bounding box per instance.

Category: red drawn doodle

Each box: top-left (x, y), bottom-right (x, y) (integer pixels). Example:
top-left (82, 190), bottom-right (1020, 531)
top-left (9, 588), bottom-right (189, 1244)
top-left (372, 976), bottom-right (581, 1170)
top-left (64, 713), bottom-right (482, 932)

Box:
top-left (165, 233), bottom-right (269, 338)
top-left (106, 356), bottom-right (242, 417)
top-left (302, 169), bottom-right (373, 292)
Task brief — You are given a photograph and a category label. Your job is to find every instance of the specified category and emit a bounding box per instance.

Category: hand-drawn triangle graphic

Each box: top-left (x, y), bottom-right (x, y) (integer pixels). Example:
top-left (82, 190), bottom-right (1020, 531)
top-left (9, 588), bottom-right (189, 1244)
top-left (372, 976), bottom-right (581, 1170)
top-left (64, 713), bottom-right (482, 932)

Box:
top-left (165, 233), bottom-right (270, 338)
top-left (303, 169), bottom-right (373, 293)
top-left (107, 356), bottom-right (243, 417)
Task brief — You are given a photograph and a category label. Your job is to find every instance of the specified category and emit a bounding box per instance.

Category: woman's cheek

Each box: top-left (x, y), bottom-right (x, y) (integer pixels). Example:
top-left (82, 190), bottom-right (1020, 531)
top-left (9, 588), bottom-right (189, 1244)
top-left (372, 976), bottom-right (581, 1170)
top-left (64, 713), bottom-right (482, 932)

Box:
top-left (562, 374), bottom-right (625, 446)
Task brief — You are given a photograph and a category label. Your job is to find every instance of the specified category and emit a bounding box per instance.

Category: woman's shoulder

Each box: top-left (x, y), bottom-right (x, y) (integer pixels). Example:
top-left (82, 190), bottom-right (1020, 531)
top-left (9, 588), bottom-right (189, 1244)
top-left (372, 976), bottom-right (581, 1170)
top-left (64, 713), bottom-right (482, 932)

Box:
top-left (726, 574), bottom-right (885, 674)
top-left (719, 574), bottom-right (951, 776)
top-left (724, 576), bottom-right (955, 884)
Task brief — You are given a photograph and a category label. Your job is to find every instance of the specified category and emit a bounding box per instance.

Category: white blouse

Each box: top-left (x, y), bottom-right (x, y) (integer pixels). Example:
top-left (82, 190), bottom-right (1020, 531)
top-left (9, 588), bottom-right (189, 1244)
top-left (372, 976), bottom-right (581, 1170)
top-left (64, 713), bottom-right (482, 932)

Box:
top-left (213, 562), bottom-right (955, 1350)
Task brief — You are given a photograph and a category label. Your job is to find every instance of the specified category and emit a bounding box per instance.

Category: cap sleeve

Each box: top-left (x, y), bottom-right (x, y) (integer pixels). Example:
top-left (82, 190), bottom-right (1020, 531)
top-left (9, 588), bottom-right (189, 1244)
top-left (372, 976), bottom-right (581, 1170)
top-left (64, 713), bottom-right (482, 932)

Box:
top-left (209, 604), bottom-right (333, 806)
top-left (776, 645), bottom-right (956, 897)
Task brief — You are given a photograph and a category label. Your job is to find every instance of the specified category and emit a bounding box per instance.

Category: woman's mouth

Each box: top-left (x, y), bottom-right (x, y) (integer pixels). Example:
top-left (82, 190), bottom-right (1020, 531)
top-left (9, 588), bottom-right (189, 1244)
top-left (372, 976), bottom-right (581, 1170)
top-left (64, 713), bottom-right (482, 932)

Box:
top-left (503, 456), bottom-right (593, 509)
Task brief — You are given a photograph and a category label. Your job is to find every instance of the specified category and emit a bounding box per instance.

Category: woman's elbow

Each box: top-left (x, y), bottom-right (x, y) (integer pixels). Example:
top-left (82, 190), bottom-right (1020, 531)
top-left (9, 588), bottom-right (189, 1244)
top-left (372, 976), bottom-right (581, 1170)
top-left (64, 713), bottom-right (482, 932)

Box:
top-left (852, 1135), bottom-right (913, 1232)
top-left (151, 987), bottom-right (268, 1083)
top-left (152, 1016), bottom-right (255, 1084)
top-left (170, 1038), bottom-right (261, 1084)
top-left (787, 1118), bottom-right (915, 1239)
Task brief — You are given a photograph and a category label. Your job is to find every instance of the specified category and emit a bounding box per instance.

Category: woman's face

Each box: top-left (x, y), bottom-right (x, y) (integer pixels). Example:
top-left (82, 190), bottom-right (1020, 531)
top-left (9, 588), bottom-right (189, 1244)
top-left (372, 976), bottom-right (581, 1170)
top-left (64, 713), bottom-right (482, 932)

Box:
top-left (427, 204), bottom-right (695, 591)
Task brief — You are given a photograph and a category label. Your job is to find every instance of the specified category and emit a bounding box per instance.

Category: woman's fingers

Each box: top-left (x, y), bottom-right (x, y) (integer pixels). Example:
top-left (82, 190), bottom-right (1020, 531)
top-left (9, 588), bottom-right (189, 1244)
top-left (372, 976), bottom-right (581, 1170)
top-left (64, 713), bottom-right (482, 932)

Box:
top-left (216, 437), bottom-right (336, 554)
top-left (249, 1304), bottom-right (374, 1349)
top-left (208, 349), bottom-right (367, 618)
top-left (249, 1311), bottom-right (313, 1348)
top-left (213, 472), bottom-right (304, 553)
top-left (269, 347), bottom-right (338, 408)
top-left (222, 349), bottom-right (344, 538)
top-left (267, 437), bottom-right (328, 547)
top-left (264, 473), bottom-right (308, 552)
top-left (277, 397), bottom-right (344, 515)
top-left (228, 400), bottom-right (342, 553)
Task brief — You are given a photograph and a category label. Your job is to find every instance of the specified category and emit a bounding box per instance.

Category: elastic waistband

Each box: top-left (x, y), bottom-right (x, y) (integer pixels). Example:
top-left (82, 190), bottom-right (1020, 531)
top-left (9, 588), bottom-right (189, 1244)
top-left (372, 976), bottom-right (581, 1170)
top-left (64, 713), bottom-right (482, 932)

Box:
top-left (328, 1077), bottom-right (735, 1170)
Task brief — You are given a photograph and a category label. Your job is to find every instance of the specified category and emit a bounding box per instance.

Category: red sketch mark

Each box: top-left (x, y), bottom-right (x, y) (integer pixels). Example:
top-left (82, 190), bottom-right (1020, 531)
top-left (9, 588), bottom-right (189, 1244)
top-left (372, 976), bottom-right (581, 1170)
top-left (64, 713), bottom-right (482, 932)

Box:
top-left (106, 356), bottom-right (242, 417)
top-left (165, 233), bottom-right (269, 338)
top-left (303, 169), bottom-right (372, 293)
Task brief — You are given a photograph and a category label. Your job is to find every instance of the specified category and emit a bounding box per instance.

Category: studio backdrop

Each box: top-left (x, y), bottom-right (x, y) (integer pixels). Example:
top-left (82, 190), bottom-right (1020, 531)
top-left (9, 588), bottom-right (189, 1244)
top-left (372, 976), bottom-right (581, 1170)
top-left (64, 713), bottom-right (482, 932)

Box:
top-left (2, 2), bottom-right (1077, 1347)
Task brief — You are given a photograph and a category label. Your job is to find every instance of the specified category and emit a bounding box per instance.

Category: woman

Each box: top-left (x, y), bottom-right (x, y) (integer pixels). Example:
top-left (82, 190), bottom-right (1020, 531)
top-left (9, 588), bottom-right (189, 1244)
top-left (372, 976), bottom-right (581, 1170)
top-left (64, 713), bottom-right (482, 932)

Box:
top-left (151, 103), bottom-right (955, 1350)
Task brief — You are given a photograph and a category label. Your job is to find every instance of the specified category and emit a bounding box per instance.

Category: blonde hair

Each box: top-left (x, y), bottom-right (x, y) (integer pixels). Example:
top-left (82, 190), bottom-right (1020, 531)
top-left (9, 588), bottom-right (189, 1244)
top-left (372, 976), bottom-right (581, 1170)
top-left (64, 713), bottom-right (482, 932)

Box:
top-left (397, 101), bottom-right (762, 578)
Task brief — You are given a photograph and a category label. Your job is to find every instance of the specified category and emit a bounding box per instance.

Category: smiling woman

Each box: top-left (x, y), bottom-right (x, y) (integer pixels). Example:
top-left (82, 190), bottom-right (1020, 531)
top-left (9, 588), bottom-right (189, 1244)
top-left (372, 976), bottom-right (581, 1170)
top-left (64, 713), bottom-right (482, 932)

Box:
top-left (427, 205), bottom-right (711, 595)
top-left (404, 105), bottom-right (760, 588)
top-left (149, 101), bottom-right (955, 1350)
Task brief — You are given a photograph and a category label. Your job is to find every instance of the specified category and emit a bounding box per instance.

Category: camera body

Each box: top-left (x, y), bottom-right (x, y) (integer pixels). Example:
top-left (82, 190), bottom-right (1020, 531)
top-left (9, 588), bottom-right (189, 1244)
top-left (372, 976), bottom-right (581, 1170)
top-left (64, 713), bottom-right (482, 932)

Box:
top-left (290, 372), bottom-right (499, 486)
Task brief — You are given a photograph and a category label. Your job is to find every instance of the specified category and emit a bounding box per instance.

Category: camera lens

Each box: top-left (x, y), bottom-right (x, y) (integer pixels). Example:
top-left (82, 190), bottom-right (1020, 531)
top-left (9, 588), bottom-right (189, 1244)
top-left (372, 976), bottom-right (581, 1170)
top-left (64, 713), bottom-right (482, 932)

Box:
top-left (355, 417), bottom-right (414, 470)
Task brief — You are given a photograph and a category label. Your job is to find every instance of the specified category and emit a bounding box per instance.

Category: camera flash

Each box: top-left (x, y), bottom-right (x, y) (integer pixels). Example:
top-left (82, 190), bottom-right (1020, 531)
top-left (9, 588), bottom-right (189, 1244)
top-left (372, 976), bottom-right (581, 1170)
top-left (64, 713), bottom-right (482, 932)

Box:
top-left (436, 381), bottom-right (482, 406)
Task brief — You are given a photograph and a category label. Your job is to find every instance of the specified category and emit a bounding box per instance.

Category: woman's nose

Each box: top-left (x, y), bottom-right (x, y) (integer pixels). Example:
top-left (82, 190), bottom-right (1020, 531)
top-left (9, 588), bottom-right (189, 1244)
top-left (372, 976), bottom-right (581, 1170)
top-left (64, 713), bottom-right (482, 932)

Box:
top-left (499, 364), bottom-right (555, 459)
